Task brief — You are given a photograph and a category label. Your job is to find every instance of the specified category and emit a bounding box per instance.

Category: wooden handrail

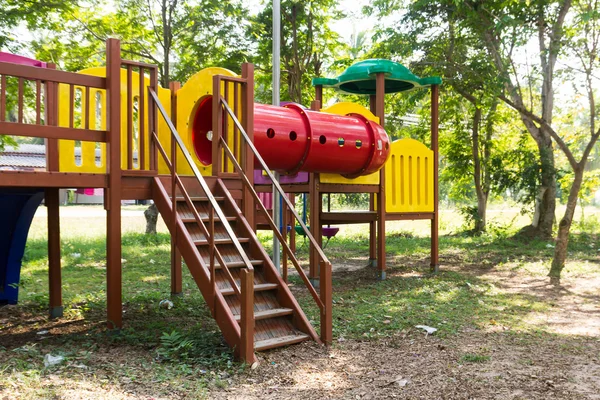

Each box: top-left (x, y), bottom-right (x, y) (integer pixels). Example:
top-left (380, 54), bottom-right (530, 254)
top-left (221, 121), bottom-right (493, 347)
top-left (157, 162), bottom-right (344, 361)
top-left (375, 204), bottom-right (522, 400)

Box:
top-left (149, 89), bottom-right (254, 299)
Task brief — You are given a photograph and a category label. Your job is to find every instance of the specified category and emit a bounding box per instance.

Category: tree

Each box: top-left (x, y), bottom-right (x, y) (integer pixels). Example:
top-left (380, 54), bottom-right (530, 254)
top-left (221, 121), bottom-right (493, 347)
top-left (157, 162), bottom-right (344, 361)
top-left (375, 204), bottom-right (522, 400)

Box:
top-left (250, 0), bottom-right (344, 105)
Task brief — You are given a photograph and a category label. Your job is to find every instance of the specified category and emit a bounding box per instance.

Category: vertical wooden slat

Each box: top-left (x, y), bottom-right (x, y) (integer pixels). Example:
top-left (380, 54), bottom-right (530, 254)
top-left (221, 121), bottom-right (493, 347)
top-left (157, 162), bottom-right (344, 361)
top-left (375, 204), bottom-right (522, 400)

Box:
top-left (241, 64), bottom-right (255, 230)
top-left (84, 86), bottom-right (90, 130)
top-left (212, 75), bottom-right (222, 176)
top-left (376, 72), bottom-right (386, 280)
top-left (139, 67), bottom-right (146, 170)
top-left (282, 195), bottom-right (288, 283)
top-left (239, 268), bottom-right (255, 363)
top-left (0, 75), bottom-right (6, 121)
top-left (320, 261), bottom-right (332, 345)
top-left (105, 38), bottom-right (123, 330)
top-left (233, 82), bottom-right (239, 161)
top-left (46, 188), bottom-right (63, 319)
top-left (223, 80), bottom-right (229, 172)
top-left (17, 77), bottom-right (24, 123)
top-left (431, 84), bottom-right (440, 273)
top-left (308, 100), bottom-right (321, 281)
top-left (35, 80), bottom-right (41, 125)
top-left (69, 84), bottom-right (74, 128)
top-left (149, 67), bottom-right (159, 171)
top-left (127, 65), bottom-right (133, 170)
top-left (209, 207), bottom-right (216, 313)
top-left (45, 63), bottom-right (59, 172)
top-left (315, 84), bottom-right (323, 106)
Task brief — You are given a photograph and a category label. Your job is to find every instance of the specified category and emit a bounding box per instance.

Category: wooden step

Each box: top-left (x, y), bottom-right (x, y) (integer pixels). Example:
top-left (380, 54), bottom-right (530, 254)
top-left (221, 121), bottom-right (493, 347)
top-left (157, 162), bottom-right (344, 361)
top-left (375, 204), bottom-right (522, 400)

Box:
top-left (174, 195), bottom-right (225, 202)
top-left (194, 237), bottom-right (250, 246)
top-left (220, 283), bottom-right (278, 296)
top-left (216, 259), bottom-right (263, 269)
top-left (233, 307), bottom-right (293, 322)
top-left (181, 216), bottom-right (236, 223)
top-left (254, 333), bottom-right (311, 351)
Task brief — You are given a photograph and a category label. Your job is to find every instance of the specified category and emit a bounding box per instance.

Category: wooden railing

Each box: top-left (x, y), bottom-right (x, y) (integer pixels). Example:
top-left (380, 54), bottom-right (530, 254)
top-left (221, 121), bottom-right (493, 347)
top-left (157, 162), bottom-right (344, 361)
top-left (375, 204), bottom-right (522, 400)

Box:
top-left (213, 78), bottom-right (333, 345)
top-left (148, 88), bottom-right (256, 361)
top-left (0, 61), bottom-right (108, 172)
top-left (120, 59), bottom-right (159, 173)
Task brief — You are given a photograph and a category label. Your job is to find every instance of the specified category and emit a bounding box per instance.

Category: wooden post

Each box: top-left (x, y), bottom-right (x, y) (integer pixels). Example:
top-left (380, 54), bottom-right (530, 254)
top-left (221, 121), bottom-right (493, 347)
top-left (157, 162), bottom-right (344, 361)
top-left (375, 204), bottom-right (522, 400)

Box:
top-left (46, 188), bottom-right (62, 318)
top-left (308, 100), bottom-right (322, 284)
top-left (105, 38), bottom-right (123, 330)
top-left (375, 73), bottom-right (386, 280)
top-left (368, 95), bottom-right (377, 267)
top-left (212, 75), bottom-right (222, 176)
top-left (241, 64), bottom-right (255, 230)
top-left (239, 268), bottom-right (255, 363)
top-left (319, 261), bottom-right (332, 345)
top-left (431, 85), bottom-right (440, 273)
top-left (44, 63), bottom-right (62, 318)
top-left (315, 84), bottom-right (323, 105)
top-left (169, 81), bottom-right (182, 296)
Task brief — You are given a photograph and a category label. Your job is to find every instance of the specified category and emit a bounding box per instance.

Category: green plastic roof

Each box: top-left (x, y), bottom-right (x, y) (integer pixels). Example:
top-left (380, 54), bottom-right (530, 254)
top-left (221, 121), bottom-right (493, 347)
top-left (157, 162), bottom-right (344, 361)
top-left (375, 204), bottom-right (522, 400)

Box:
top-left (312, 59), bottom-right (442, 95)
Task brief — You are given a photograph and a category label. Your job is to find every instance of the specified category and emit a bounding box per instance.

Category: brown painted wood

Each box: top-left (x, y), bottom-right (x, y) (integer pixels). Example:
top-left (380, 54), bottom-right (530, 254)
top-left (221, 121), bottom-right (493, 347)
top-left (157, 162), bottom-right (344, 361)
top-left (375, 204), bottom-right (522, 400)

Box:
top-left (369, 95), bottom-right (377, 266)
top-left (0, 62), bottom-right (106, 88)
top-left (0, 171), bottom-right (107, 188)
top-left (105, 38), bottom-right (123, 330)
top-left (46, 188), bottom-right (62, 318)
top-left (319, 183), bottom-right (379, 194)
top-left (387, 212), bottom-right (435, 221)
top-left (320, 211), bottom-right (377, 224)
top-left (169, 81), bottom-right (183, 295)
top-left (212, 76), bottom-right (222, 176)
top-left (239, 268), bottom-right (255, 363)
top-left (126, 65), bottom-right (133, 170)
top-left (241, 64), bottom-right (255, 231)
top-left (0, 122), bottom-right (107, 142)
top-left (320, 261), bottom-right (333, 345)
top-left (45, 64), bottom-right (59, 172)
top-left (375, 73), bottom-right (386, 278)
top-left (254, 333), bottom-right (309, 352)
top-left (431, 85), bottom-right (440, 272)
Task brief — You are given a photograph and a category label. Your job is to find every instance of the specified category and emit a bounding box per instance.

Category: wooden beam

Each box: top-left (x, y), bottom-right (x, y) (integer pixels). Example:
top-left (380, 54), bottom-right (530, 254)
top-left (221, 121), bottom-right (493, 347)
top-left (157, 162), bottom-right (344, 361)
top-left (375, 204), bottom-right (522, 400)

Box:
top-left (241, 64), bottom-right (255, 231)
top-left (0, 122), bottom-right (107, 142)
top-left (376, 73), bottom-right (386, 279)
top-left (0, 171), bottom-right (108, 188)
top-left (0, 62), bottom-right (106, 88)
top-left (105, 38), bottom-right (123, 330)
top-left (46, 188), bottom-right (62, 319)
top-left (431, 84), bottom-right (440, 273)
top-left (320, 211), bottom-right (377, 224)
top-left (169, 81), bottom-right (182, 296)
top-left (239, 268), bottom-right (255, 363)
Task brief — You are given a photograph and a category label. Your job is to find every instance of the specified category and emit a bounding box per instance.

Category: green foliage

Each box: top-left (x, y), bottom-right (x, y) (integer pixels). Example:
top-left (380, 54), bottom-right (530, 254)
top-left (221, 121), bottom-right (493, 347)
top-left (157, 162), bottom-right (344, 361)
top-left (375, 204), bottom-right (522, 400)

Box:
top-left (156, 330), bottom-right (195, 362)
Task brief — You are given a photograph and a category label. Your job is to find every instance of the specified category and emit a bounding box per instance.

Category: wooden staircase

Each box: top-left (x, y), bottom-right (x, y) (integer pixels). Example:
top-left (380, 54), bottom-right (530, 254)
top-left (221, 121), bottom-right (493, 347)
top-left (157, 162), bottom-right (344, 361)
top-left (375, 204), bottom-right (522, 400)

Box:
top-left (152, 175), bottom-right (320, 356)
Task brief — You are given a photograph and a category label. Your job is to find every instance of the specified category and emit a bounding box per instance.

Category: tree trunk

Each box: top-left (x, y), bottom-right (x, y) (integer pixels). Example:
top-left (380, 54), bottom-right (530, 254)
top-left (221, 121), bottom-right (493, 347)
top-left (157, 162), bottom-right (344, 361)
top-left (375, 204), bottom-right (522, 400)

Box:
top-left (144, 203), bottom-right (159, 234)
top-left (549, 167), bottom-right (584, 281)
top-left (471, 106), bottom-right (487, 233)
top-left (532, 133), bottom-right (557, 239)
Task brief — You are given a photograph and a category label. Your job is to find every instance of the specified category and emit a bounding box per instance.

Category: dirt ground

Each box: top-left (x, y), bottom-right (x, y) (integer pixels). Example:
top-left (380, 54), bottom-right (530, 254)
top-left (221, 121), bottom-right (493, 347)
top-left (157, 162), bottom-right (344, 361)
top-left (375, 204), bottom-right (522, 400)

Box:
top-left (2, 260), bottom-right (599, 399)
top-left (207, 264), bottom-right (600, 400)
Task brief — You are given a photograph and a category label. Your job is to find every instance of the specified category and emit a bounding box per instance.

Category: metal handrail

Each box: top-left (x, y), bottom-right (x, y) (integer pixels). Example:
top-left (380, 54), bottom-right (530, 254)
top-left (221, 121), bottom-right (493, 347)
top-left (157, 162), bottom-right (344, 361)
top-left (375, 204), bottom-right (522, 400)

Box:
top-left (219, 97), bottom-right (331, 266)
top-left (148, 89), bottom-right (255, 285)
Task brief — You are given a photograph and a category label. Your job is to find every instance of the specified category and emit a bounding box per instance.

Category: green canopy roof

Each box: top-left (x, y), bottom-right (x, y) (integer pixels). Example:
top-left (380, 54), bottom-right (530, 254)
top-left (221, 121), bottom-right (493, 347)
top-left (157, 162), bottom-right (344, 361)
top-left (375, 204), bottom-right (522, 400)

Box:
top-left (312, 59), bottom-right (442, 95)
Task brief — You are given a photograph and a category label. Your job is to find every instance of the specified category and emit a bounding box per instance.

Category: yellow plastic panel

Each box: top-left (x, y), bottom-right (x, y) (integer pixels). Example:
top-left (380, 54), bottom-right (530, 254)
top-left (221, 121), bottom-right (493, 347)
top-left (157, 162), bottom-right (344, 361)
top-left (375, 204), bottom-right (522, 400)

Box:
top-left (58, 67), bottom-right (171, 173)
top-left (385, 138), bottom-right (434, 213)
top-left (318, 102), bottom-right (380, 185)
top-left (171, 67), bottom-right (239, 176)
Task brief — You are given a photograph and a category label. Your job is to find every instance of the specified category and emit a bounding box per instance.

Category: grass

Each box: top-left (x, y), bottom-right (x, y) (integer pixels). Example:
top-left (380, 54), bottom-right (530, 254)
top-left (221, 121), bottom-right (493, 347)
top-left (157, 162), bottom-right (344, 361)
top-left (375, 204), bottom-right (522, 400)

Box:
top-left (1, 204), bottom-right (599, 398)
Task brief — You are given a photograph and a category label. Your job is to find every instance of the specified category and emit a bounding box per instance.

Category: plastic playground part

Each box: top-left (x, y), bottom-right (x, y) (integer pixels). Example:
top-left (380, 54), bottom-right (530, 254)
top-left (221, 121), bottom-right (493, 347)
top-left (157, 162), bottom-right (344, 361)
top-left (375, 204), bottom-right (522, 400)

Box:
top-left (312, 59), bottom-right (442, 95)
top-left (0, 52), bottom-right (46, 67)
top-left (0, 189), bottom-right (44, 305)
top-left (192, 96), bottom-right (391, 178)
top-left (383, 138), bottom-right (434, 213)
top-left (57, 67), bottom-right (171, 174)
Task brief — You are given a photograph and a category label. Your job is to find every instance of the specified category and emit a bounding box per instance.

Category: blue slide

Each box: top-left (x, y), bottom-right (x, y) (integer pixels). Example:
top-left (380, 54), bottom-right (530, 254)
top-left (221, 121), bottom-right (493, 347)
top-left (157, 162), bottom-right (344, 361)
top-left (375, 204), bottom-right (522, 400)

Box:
top-left (0, 189), bottom-right (44, 305)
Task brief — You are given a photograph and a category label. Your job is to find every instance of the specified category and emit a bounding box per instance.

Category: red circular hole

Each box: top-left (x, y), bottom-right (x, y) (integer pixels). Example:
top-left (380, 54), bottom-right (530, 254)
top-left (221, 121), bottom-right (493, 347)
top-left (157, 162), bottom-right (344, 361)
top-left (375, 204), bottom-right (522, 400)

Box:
top-left (267, 128), bottom-right (275, 138)
top-left (319, 135), bottom-right (326, 144)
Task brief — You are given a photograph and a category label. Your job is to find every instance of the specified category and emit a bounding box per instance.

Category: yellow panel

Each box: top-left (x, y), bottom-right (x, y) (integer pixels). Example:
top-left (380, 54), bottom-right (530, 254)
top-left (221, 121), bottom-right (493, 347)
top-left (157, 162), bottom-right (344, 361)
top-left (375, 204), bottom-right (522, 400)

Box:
top-left (172, 67), bottom-right (239, 176)
top-left (385, 138), bottom-right (434, 213)
top-left (316, 102), bottom-right (380, 185)
top-left (58, 67), bottom-right (171, 173)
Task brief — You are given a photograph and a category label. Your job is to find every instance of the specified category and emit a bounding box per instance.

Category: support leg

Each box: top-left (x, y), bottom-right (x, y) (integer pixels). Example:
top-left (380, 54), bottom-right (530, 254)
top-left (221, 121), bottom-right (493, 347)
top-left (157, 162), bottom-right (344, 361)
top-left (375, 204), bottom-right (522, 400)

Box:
top-left (46, 188), bottom-right (62, 319)
top-left (368, 194), bottom-right (376, 267)
top-left (171, 241), bottom-right (183, 297)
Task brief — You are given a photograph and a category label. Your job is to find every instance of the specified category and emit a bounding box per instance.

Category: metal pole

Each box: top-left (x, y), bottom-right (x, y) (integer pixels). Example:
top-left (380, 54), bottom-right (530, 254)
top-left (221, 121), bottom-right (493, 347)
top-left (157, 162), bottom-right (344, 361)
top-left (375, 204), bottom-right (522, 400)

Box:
top-left (272, 0), bottom-right (281, 272)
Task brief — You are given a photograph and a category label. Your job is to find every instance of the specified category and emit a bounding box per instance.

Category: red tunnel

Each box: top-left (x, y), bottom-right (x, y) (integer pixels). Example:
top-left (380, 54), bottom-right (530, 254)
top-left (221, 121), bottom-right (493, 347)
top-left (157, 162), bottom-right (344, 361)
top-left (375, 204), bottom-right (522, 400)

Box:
top-left (192, 98), bottom-right (390, 178)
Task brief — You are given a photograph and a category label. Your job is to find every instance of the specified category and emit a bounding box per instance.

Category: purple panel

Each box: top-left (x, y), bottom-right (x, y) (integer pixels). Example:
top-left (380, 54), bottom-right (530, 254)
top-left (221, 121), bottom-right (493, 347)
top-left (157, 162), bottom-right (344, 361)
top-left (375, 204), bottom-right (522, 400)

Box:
top-left (0, 52), bottom-right (47, 68)
top-left (254, 170), bottom-right (309, 185)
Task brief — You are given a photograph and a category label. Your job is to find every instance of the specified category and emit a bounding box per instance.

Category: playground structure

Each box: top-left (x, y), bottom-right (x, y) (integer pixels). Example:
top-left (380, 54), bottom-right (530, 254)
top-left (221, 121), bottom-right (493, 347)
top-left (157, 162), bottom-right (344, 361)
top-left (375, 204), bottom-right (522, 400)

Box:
top-left (0, 40), bottom-right (440, 362)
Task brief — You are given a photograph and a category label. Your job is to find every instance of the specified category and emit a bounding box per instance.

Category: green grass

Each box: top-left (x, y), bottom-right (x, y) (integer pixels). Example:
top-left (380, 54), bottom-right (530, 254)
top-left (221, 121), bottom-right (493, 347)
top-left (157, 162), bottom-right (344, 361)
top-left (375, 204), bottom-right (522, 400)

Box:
top-left (1, 204), bottom-right (599, 397)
